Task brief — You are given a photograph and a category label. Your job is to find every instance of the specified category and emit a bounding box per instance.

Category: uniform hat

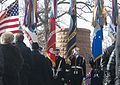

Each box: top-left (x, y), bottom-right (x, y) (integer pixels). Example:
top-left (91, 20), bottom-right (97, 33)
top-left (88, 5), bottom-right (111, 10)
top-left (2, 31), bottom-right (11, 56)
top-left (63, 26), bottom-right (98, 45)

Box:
top-left (32, 42), bottom-right (40, 50)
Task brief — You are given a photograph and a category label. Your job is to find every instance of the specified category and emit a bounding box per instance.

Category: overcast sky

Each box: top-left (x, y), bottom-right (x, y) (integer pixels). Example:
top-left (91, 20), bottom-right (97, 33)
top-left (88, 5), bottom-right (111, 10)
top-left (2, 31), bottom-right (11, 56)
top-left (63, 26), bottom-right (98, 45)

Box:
top-left (0, 0), bottom-right (120, 49)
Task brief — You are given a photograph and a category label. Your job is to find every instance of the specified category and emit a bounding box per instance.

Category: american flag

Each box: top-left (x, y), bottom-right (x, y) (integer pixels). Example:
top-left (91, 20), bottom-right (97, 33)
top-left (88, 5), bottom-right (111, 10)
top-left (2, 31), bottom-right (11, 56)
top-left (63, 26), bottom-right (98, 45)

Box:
top-left (0, 0), bottom-right (19, 35)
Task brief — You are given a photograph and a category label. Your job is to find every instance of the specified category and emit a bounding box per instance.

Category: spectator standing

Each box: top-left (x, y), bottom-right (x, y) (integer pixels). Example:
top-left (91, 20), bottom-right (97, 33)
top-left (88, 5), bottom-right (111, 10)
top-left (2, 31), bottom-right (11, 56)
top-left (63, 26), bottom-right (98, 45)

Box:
top-left (0, 32), bottom-right (23, 85)
top-left (15, 33), bottom-right (32, 85)
top-left (29, 42), bottom-right (48, 85)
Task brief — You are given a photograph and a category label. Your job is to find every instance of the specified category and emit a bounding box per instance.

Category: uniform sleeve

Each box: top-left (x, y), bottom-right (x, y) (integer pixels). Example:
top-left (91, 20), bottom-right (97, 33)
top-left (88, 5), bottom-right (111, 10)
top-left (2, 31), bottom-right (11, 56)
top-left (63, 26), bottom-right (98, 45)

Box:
top-left (89, 57), bottom-right (95, 69)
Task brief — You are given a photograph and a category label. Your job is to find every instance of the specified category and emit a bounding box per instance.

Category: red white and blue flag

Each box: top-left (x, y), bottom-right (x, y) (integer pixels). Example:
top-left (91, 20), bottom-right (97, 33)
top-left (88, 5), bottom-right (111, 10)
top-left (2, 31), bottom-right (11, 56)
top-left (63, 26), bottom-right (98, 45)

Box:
top-left (0, 0), bottom-right (19, 35)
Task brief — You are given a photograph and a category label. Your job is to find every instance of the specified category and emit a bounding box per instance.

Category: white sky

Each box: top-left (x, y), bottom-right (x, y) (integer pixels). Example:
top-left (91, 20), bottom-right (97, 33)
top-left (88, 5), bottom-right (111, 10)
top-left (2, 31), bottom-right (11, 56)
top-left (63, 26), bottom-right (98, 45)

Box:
top-left (0, 0), bottom-right (120, 49)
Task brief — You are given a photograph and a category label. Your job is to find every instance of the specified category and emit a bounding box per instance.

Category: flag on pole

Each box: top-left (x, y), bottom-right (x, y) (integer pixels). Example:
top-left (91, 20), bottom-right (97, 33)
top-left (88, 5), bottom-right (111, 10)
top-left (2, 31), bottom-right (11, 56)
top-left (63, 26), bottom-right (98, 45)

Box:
top-left (108, 22), bottom-right (116, 41)
top-left (108, 0), bottom-right (118, 40)
top-left (112, 0), bottom-right (118, 25)
top-left (92, 0), bottom-right (106, 61)
top-left (23, 0), bottom-right (38, 32)
top-left (23, 29), bottom-right (33, 44)
top-left (66, 0), bottom-right (77, 58)
top-left (46, 0), bottom-right (57, 65)
top-left (0, 0), bottom-right (19, 35)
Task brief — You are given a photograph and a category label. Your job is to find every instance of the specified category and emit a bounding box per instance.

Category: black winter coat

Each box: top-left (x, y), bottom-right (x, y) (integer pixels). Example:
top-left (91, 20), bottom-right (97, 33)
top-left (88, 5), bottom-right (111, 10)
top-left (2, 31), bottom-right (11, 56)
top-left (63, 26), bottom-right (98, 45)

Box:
top-left (29, 50), bottom-right (48, 85)
top-left (15, 41), bottom-right (32, 73)
top-left (15, 41), bottom-right (32, 85)
top-left (0, 44), bottom-right (23, 85)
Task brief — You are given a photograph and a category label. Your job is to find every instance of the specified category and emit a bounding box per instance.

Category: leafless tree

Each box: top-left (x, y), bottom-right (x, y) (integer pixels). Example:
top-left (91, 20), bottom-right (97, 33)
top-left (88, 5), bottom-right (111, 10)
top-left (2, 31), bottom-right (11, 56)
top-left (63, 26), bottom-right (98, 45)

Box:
top-left (37, 0), bottom-right (93, 47)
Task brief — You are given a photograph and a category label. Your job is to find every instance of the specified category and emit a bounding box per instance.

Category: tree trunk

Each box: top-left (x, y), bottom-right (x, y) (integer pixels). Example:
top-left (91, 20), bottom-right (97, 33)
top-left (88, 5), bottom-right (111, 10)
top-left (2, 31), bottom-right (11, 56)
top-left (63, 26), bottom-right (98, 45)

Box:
top-left (115, 17), bottom-right (120, 85)
top-left (44, 0), bottom-right (49, 43)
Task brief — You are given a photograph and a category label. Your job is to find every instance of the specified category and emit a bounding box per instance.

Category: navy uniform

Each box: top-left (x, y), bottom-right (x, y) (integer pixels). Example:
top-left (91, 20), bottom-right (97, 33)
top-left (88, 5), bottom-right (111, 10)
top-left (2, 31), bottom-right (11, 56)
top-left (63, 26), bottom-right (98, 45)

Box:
top-left (70, 47), bottom-right (86, 85)
top-left (64, 61), bottom-right (71, 85)
top-left (52, 49), bottom-right (66, 85)
top-left (89, 56), bottom-right (104, 85)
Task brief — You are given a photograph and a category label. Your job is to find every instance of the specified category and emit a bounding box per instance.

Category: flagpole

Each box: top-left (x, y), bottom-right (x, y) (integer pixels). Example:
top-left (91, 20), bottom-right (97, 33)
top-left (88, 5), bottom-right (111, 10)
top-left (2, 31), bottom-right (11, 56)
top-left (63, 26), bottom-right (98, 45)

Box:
top-left (115, 5), bottom-right (120, 85)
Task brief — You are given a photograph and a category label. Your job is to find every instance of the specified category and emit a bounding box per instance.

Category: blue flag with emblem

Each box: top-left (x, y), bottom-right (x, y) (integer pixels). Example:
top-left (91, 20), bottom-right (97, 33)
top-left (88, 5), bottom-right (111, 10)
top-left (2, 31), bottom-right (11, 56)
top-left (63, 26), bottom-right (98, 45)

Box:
top-left (92, 0), bottom-right (105, 61)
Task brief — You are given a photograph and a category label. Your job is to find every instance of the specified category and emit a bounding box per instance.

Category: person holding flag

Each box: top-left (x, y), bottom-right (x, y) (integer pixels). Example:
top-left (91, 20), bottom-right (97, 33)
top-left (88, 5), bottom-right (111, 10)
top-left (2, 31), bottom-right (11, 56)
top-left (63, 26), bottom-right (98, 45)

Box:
top-left (69, 47), bottom-right (86, 85)
top-left (91, 0), bottom-right (107, 84)
top-left (52, 48), bottom-right (66, 85)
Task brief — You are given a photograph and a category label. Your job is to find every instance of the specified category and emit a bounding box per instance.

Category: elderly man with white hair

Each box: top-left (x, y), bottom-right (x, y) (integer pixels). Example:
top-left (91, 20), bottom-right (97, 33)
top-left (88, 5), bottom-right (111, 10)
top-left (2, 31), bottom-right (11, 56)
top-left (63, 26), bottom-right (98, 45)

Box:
top-left (0, 32), bottom-right (23, 85)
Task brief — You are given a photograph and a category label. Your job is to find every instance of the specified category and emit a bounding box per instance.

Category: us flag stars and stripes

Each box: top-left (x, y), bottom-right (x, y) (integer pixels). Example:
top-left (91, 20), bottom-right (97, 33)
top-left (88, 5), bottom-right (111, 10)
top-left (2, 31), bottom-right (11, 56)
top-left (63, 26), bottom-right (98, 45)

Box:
top-left (0, 0), bottom-right (19, 35)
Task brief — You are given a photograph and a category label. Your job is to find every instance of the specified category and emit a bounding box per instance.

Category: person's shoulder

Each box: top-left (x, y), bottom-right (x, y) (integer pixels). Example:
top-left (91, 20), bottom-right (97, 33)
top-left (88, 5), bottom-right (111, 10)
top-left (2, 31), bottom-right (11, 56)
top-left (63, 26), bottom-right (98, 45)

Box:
top-left (9, 44), bottom-right (20, 51)
top-left (69, 55), bottom-right (74, 60)
top-left (24, 45), bottom-right (31, 51)
top-left (58, 56), bottom-right (64, 59)
top-left (0, 44), bottom-right (2, 46)
top-left (78, 55), bottom-right (83, 58)
top-left (79, 55), bottom-right (85, 60)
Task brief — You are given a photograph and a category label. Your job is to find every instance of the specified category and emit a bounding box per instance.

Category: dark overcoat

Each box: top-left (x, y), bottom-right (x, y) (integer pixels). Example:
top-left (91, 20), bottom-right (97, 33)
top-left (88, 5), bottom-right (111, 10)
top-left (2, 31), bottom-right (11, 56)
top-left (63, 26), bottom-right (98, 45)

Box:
top-left (0, 44), bottom-right (23, 85)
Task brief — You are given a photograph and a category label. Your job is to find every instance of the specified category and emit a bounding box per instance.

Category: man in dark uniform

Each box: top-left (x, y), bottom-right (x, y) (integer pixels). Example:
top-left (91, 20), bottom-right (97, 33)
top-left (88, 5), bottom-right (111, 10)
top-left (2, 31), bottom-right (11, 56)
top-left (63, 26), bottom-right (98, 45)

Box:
top-left (52, 48), bottom-right (66, 85)
top-left (70, 47), bottom-right (86, 85)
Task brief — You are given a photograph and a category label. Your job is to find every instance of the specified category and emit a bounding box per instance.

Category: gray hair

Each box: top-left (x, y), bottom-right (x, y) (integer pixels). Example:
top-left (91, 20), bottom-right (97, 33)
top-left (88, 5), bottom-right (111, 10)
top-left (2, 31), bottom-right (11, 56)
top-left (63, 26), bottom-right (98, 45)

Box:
top-left (0, 32), bottom-right (14, 44)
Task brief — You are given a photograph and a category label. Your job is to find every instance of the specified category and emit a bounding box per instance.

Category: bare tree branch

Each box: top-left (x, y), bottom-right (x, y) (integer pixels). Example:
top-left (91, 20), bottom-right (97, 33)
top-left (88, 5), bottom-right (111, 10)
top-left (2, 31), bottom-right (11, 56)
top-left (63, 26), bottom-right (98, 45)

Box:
top-left (57, 11), bottom-right (68, 18)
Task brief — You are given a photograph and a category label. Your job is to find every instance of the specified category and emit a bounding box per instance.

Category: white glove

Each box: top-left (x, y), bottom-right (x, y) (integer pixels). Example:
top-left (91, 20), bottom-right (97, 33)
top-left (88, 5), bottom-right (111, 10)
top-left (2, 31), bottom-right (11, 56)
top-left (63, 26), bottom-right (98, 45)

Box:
top-left (61, 78), bottom-right (64, 81)
top-left (83, 77), bottom-right (86, 81)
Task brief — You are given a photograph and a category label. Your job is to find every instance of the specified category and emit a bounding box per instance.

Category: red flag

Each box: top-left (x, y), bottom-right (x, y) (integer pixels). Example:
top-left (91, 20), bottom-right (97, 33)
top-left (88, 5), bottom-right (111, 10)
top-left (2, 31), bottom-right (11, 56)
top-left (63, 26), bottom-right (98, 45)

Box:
top-left (46, 18), bottom-right (56, 65)
top-left (46, 0), bottom-right (57, 65)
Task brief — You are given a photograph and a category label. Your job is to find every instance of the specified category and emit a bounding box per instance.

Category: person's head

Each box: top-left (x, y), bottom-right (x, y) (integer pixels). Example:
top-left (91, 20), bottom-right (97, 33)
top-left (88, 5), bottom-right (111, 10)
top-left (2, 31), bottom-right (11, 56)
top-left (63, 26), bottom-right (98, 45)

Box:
top-left (55, 48), bottom-right (60, 56)
top-left (0, 32), bottom-right (14, 44)
top-left (72, 47), bottom-right (80, 55)
top-left (32, 42), bottom-right (39, 50)
top-left (15, 33), bottom-right (24, 42)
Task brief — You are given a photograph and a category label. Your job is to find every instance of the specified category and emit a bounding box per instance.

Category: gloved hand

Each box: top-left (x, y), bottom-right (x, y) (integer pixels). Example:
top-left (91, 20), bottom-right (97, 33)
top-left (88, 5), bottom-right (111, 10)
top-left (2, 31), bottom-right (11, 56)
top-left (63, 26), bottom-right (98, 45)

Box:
top-left (61, 78), bottom-right (64, 81)
top-left (83, 77), bottom-right (86, 85)
top-left (83, 77), bottom-right (86, 81)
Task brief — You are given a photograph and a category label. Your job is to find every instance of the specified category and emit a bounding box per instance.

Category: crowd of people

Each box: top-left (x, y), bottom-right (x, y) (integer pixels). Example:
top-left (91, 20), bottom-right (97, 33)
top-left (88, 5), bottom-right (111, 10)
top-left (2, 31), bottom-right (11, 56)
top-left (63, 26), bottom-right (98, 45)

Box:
top-left (0, 31), bottom-right (116, 85)
top-left (89, 41), bottom-right (116, 85)
top-left (0, 31), bottom-right (86, 85)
